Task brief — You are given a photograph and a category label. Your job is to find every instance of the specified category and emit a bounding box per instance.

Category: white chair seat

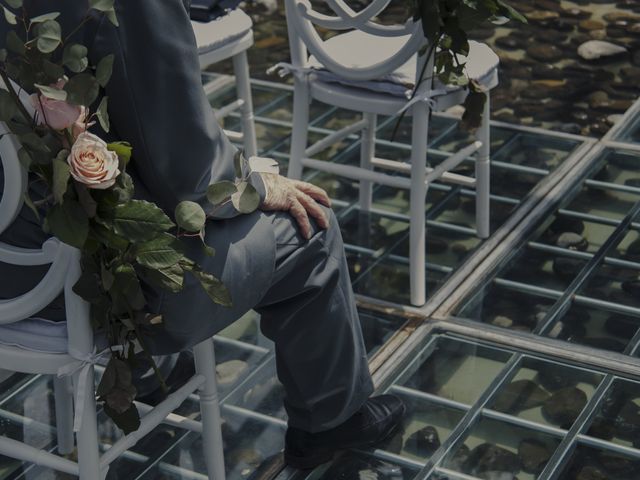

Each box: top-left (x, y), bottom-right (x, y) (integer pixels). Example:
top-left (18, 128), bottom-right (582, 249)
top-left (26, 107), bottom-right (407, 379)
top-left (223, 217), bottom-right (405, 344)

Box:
top-left (0, 318), bottom-right (68, 354)
top-left (191, 9), bottom-right (253, 54)
top-left (307, 30), bottom-right (499, 97)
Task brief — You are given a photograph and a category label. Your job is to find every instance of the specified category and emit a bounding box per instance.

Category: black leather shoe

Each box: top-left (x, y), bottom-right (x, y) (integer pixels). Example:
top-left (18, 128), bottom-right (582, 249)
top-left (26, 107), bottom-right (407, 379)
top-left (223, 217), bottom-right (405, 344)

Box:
top-left (284, 394), bottom-right (406, 470)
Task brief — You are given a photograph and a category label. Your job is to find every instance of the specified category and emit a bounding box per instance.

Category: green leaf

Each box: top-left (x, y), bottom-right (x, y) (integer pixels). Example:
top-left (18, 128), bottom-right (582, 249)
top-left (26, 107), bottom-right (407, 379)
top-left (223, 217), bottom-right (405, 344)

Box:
top-left (96, 96), bottom-right (109, 132)
top-left (231, 182), bottom-right (260, 214)
top-left (17, 148), bottom-right (32, 169)
top-left (96, 357), bottom-right (117, 397)
top-left (64, 73), bottom-right (99, 106)
top-left (105, 9), bottom-right (118, 26)
top-left (3, 7), bottom-right (16, 25)
top-left (30, 12), bottom-right (60, 24)
top-left (0, 49), bottom-right (7, 62)
top-left (23, 192), bottom-right (40, 221)
top-left (103, 403), bottom-right (140, 434)
top-left (496, 0), bottom-right (527, 23)
top-left (5, 0), bottom-right (22, 8)
top-left (42, 60), bottom-right (65, 81)
top-left (89, 0), bottom-right (115, 12)
top-left (107, 141), bottom-right (132, 167)
top-left (101, 262), bottom-right (115, 290)
top-left (19, 132), bottom-right (50, 153)
top-left (52, 150), bottom-right (70, 204)
top-left (113, 263), bottom-right (146, 310)
top-left (36, 20), bottom-right (61, 54)
top-left (207, 180), bottom-right (237, 205)
top-left (47, 200), bottom-right (89, 248)
top-left (95, 54), bottom-right (114, 87)
top-left (63, 43), bottom-right (88, 73)
top-left (233, 150), bottom-right (244, 178)
top-left (461, 88), bottom-right (486, 132)
top-left (34, 83), bottom-right (67, 101)
top-left (72, 271), bottom-right (102, 304)
top-left (111, 200), bottom-right (175, 242)
top-left (192, 268), bottom-right (232, 307)
top-left (135, 233), bottom-right (185, 269)
top-left (92, 223), bottom-right (129, 250)
top-left (141, 263), bottom-right (184, 293)
top-left (175, 201), bottom-right (206, 233)
top-left (75, 183), bottom-right (98, 218)
top-left (0, 89), bottom-right (18, 121)
top-left (6, 30), bottom-right (25, 55)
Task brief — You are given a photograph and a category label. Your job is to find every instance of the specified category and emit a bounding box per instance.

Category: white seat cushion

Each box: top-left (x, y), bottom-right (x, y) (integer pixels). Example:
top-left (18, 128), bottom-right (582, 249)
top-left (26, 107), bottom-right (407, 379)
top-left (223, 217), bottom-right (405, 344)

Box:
top-left (0, 318), bottom-right (68, 354)
top-left (307, 30), bottom-right (499, 97)
top-left (191, 9), bottom-right (253, 54)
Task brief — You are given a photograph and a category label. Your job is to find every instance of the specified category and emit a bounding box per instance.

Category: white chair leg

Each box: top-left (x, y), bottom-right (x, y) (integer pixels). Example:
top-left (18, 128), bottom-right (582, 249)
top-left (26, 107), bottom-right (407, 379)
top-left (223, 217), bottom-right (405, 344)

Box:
top-left (409, 103), bottom-right (430, 307)
top-left (194, 339), bottom-right (226, 480)
top-left (53, 376), bottom-right (74, 455)
top-left (475, 91), bottom-right (491, 239)
top-left (287, 77), bottom-right (310, 180)
top-left (359, 112), bottom-right (377, 211)
top-left (232, 51), bottom-right (258, 158)
top-left (74, 366), bottom-right (103, 480)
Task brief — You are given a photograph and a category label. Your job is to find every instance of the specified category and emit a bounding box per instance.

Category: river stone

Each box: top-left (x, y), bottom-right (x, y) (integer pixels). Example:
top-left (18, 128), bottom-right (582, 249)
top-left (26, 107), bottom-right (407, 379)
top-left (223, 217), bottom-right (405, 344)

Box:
top-left (495, 35), bottom-right (524, 50)
top-left (553, 257), bottom-right (583, 280)
top-left (575, 466), bottom-right (607, 480)
top-left (537, 367), bottom-right (580, 391)
top-left (564, 7), bottom-right (591, 19)
top-left (518, 439), bottom-right (551, 475)
top-left (605, 314), bottom-right (640, 338)
top-left (587, 415), bottom-right (616, 440)
top-left (404, 426), bottom-right (441, 457)
top-left (542, 387), bottom-right (587, 427)
top-left (448, 444), bottom-right (471, 471)
top-left (613, 399), bottom-right (640, 440)
top-left (491, 315), bottom-right (514, 329)
top-left (582, 336), bottom-right (627, 352)
top-left (598, 451), bottom-right (640, 477)
top-left (622, 279), bottom-right (640, 296)
top-left (527, 10), bottom-right (559, 22)
top-left (215, 360), bottom-right (249, 386)
top-left (463, 443), bottom-right (522, 477)
top-left (493, 380), bottom-right (549, 414)
top-left (549, 217), bottom-right (585, 235)
top-left (579, 19), bottom-right (605, 31)
top-left (556, 232), bottom-right (588, 251)
top-left (527, 44), bottom-right (563, 62)
top-left (604, 11), bottom-right (640, 22)
top-left (578, 40), bottom-right (627, 60)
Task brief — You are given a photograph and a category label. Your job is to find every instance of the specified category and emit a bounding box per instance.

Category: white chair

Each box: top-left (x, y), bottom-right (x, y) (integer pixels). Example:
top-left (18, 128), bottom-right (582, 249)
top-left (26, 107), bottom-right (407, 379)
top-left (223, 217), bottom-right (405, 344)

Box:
top-left (0, 82), bottom-right (227, 479)
top-left (278, 0), bottom-right (499, 306)
top-left (192, 9), bottom-right (258, 157)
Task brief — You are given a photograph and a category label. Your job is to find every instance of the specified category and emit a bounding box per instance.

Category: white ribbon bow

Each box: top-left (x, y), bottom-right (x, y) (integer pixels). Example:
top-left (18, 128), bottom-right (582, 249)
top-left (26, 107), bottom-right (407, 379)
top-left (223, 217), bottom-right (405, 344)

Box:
top-left (396, 88), bottom-right (449, 116)
top-left (57, 346), bottom-right (123, 432)
top-left (266, 62), bottom-right (314, 81)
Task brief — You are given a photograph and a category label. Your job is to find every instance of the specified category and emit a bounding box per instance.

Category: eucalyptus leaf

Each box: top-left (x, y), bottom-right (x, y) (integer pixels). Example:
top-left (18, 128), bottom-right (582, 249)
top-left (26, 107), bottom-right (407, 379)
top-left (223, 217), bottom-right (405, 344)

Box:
top-left (231, 182), bottom-right (260, 214)
top-left (63, 43), bottom-right (89, 73)
top-left (3, 7), bottom-right (17, 25)
top-left (96, 54), bottom-right (114, 87)
top-left (5, 0), bottom-right (22, 8)
top-left (207, 180), bottom-right (237, 205)
top-left (36, 20), bottom-right (61, 54)
top-left (19, 132), bottom-right (50, 153)
top-left (17, 148), bottom-right (32, 169)
top-left (105, 9), bottom-right (118, 26)
top-left (6, 30), bottom-right (25, 55)
top-left (111, 200), bottom-right (175, 242)
top-left (0, 49), bottom-right (7, 62)
top-left (64, 73), bottom-right (99, 106)
top-left (30, 12), bottom-right (60, 24)
top-left (52, 151), bottom-right (70, 204)
top-left (41, 60), bottom-right (65, 81)
top-left (34, 83), bottom-right (67, 101)
top-left (192, 268), bottom-right (232, 307)
top-left (96, 96), bottom-right (109, 132)
top-left (175, 201), bottom-right (206, 233)
top-left (89, 0), bottom-right (115, 12)
top-left (47, 200), bottom-right (89, 248)
top-left (135, 234), bottom-right (185, 269)
top-left (0, 89), bottom-right (18, 121)
top-left (233, 150), bottom-right (244, 178)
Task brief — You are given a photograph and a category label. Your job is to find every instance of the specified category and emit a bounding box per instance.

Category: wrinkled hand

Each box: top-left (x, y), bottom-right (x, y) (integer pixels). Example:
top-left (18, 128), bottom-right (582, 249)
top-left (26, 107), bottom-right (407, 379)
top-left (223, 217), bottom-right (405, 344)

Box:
top-left (260, 173), bottom-right (331, 239)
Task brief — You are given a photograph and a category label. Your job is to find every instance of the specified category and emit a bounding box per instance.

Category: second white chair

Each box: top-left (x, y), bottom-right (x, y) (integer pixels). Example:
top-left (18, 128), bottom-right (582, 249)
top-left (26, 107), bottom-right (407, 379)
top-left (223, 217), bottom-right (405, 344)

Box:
top-left (278, 0), bottom-right (500, 306)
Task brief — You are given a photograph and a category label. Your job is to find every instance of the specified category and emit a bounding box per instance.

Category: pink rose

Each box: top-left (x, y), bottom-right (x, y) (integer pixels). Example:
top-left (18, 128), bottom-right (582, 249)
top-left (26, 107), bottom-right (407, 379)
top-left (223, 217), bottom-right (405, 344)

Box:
top-left (68, 132), bottom-right (120, 190)
top-left (31, 87), bottom-right (85, 131)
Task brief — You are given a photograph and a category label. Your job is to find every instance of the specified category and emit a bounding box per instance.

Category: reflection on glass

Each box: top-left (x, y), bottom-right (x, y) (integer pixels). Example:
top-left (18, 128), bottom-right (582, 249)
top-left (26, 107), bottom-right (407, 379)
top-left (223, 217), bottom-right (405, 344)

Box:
top-left (360, 310), bottom-right (405, 357)
top-left (442, 416), bottom-right (562, 480)
top-left (397, 338), bottom-right (511, 406)
top-left (559, 443), bottom-right (640, 480)
top-left (487, 357), bottom-right (602, 430)
top-left (586, 379), bottom-right (640, 448)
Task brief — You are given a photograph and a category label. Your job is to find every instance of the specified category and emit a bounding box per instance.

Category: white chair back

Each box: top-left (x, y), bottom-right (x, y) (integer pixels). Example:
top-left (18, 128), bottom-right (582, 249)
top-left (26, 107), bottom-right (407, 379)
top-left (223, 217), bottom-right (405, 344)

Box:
top-left (0, 80), bottom-right (88, 354)
top-left (284, 0), bottom-right (427, 82)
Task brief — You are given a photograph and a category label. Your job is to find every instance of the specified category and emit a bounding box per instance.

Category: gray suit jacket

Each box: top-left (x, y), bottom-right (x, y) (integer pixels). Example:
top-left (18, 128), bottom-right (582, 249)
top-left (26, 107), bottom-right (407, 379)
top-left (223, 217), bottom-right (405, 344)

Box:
top-left (0, 0), bottom-right (276, 353)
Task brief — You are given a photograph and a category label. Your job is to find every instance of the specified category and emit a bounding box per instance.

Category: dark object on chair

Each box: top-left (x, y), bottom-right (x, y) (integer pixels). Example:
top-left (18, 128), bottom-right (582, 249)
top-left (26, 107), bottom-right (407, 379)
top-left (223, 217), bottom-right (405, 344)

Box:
top-left (190, 0), bottom-right (244, 22)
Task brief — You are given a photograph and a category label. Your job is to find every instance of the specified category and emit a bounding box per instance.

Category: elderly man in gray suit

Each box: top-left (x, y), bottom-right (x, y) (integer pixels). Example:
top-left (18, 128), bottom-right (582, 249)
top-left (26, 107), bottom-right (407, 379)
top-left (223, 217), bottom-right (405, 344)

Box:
top-left (0, 0), bottom-right (404, 469)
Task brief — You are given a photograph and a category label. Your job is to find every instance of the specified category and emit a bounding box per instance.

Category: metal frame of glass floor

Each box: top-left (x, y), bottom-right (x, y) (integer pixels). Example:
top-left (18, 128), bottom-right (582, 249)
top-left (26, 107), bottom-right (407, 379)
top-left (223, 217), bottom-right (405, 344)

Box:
top-left (1, 75), bottom-right (640, 480)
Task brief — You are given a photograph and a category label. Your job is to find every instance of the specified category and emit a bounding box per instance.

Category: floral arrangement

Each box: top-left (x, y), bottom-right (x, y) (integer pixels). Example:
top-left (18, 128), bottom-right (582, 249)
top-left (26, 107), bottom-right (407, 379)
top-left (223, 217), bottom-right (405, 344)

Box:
top-left (0, 0), bottom-right (259, 432)
top-left (399, 0), bottom-right (526, 132)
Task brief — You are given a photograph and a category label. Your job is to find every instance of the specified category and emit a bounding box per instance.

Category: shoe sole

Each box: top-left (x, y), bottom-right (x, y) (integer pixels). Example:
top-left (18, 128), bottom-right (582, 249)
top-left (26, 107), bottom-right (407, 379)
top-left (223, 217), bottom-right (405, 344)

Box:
top-left (284, 404), bottom-right (406, 470)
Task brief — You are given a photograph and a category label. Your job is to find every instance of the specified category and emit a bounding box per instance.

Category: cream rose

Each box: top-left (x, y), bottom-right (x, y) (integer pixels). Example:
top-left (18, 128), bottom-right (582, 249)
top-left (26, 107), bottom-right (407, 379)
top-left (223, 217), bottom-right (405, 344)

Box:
top-left (68, 132), bottom-right (120, 190)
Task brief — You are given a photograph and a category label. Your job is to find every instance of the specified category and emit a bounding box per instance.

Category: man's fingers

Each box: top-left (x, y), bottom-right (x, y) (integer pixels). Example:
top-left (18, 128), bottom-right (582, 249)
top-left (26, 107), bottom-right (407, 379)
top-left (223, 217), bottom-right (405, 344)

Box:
top-left (289, 199), bottom-right (313, 240)
top-left (297, 191), bottom-right (330, 230)
top-left (293, 180), bottom-right (331, 207)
